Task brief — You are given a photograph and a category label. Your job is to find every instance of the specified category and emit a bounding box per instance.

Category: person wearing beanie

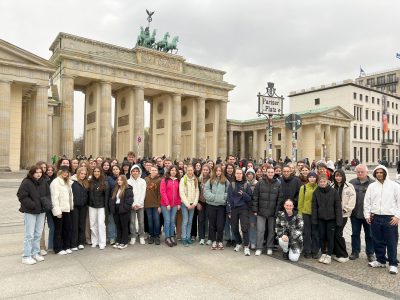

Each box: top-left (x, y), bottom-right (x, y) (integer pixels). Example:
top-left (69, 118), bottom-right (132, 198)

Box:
top-left (364, 165), bottom-right (400, 275)
top-left (246, 168), bottom-right (258, 250)
top-left (298, 171), bottom-right (319, 258)
top-left (331, 169), bottom-right (356, 263)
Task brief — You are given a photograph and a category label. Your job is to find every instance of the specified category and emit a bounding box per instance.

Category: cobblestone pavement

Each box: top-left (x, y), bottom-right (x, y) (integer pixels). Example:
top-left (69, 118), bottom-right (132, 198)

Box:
top-left (1, 168), bottom-right (399, 299)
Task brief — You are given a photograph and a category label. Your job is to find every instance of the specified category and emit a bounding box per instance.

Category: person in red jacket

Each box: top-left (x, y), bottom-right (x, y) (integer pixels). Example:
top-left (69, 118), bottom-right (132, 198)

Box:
top-left (160, 165), bottom-right (181, 247)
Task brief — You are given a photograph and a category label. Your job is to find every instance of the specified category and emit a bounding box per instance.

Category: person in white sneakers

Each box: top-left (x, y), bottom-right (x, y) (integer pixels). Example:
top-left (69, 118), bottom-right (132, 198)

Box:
top-left (17, 164), bottom-right (51, 265)
top-left (127, 165), bottom-right (147, 245)
top-left (364, 165), bottom-right (400, 275)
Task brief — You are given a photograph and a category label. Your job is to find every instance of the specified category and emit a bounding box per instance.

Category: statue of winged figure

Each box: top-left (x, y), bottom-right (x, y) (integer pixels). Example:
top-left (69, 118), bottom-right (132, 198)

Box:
top-left (146, 9), bottom-right (155, 24)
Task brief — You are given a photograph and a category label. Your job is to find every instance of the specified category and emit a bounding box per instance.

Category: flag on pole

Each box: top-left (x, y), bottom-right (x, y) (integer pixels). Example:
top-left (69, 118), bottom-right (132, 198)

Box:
top-left (359, 66), bottom-right (366, 77)
top-left (396, 53), bottom-right (400, 59)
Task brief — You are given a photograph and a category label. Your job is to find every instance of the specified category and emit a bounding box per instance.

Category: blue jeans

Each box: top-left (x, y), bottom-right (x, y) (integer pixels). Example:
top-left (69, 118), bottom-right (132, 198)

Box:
top-left (161, 206), bottom-right (177, 239)
top-left (146, 208), bottom-right (161, 238)
top-left (46, 211), bottom-right (55, 250)
top-left (249, 213), bottom-right (257, 246)
top-left (371, 215), bottom-right (399, 266)
top-left (23, 212), bottom-right (45, 258)
top-left (107, 213), bottom-right (117, 241)
top-left (350, 216), bottom-right (374, 255)
top-left (181, 204), bottom-right (195, 240)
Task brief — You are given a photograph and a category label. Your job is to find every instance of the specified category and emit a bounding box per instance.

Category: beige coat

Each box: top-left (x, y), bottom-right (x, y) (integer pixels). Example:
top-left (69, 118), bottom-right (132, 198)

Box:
top-left (50, 177), bottom-right (74, 216)
top-left (331, 182), bottom-right (356, 218)
top-left (179, 175), bottom-right (199, 207)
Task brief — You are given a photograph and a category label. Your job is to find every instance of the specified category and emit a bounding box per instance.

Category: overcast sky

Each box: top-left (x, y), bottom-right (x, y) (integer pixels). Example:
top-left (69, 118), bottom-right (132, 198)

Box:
top-left (1, 0), bottom-right (400, 137)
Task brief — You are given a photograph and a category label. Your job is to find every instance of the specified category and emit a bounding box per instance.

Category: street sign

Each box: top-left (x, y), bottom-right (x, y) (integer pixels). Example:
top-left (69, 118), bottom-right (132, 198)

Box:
top-left (258, 95), bottom-right (283, 115)
top-left (137, 136), bottom-right (142, 144)
top-left (285, 114), bottom-right (302, 131)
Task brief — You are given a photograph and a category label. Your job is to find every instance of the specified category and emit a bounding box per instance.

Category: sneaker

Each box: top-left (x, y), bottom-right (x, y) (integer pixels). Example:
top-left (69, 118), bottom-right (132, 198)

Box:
top-left (91, 244), bottom-right (97, 248)
top-left (266, 249), bottom-right (273, 256)
top-left (218, 242), bottom-right (224, 250)
top-left (71, 247), bottom-right (78, 251)
top-left (66, 249), bottom-right (72, 254)
top-left (170, 237), bottom-right (177, 246)
top-left (78, 245), bottom-right (84, 250)
top-left (58, 250), bottom-right (67, 255)
top-left (206, 240), bottom-right (212, 245)
top-left (165, 238), bottom-right (173, 247)
top-left (319, 254), bottom-right (327, 263)
top-left (110, 239), bottom-right (116, 245)
top-left (155, 237), bottom-right (160, 245)
top-left (211, 241), bottom-right (217, 250)
top-left (99, 246), bottom-right (105, 250)
top-left (226, 240), bottom-right (232, 247)
top-left (139, 237), bottom-right (146, 245)
top-left (191, 236), bottom-right (196, 241)
top-left (40, 249), bottom-right (47, 256)
top-left (130, 238), bottom-right (136, 245)
top-left (389, 266), bottom-right (398, 275)
top-left (282, 251), bottom-right (289, 260)
top-left (32, 254), bottom-right (45, 262)
top-left (22, 257), bottom-right (37, 265)
top-left (255, 250), bottom-right (262, 256)
top-left (367, 254), bottom-right (376, 262)
top-left (234, 244), bottom-right (242, 252)
top-left (349, 252), bottom-right (359, 260)
top-left (368, 261), bottom-right (386, 268)
top-left (118, 244), bottom-right (127, 249)
top-left (148, 237), bottom-right (154, 244)
top-left (323, 255), bottom-right (332, 264)
top-left (113, 243), bottom-right (120, 248)
top-left (182, 239), bottom-right (189, 247)
top-left (187, 238), bottom-right (193, 245)
top-left (333, 256), bottom-right (349, 263)
top-left (244, 247), bottom-right (250, 256)
top-left (199, 239), bottom-right (205, 245)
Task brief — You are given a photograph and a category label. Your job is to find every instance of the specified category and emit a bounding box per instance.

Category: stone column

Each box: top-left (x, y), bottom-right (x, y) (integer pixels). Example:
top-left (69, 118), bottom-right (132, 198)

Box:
top-left (172, 94), bottom-right (182, 159)
top-left (218, 100), bottom-right (227, 159)
top-left (134, 86), bottom-right (145, 158)
top-left (253, 130), bottom-right (258, 160)
top-left (48, 106), bottom-right (54, 163)
top-left (325, 125), bottom-right (331, 160)
top-left (343, 127), bottom-right (350, 162)
top-left (60, 75), bottom-right (74, 158)
top-left (0, 80), bottom-right (11, 171)
top-left (196, 97), bottom-right (206, 159)
top-left (315, 123), bottom-right (322, 160)
top-left (148, 98), bottom-right (153, 157)
top-left (34, 85), bottom-right (48, 163)
top-left (336, 127), bottom-right (343, 160)
top-left (99, 82), bottom-right (112, 157)
top-left (228, 130), bottom-right (234, 155)
top-left (240, 131), bottom-right (245, 159)
top-left (27, 98), bottom-right (35, 166)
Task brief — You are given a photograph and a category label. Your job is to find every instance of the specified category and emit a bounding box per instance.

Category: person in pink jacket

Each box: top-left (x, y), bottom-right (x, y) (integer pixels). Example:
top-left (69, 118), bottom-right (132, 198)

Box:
top-left (160, 165), bottom-right (181, 247)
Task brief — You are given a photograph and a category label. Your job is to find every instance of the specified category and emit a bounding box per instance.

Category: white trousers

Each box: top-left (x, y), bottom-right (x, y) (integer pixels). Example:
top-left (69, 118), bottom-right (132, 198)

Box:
top-left (89, 207), bottom-right (106, 248)
top-left (279, 237), bottom-right (301, 262)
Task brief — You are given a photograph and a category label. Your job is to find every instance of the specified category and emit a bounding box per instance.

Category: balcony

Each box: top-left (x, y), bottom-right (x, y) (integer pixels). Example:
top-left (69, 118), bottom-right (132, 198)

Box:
top-left (372, 77), bottom-right (399, 87)
top-left (381, 139), bottom-right (394, 145)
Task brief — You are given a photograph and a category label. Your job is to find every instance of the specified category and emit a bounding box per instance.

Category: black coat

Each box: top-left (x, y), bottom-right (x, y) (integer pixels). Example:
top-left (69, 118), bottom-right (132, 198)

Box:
top-left (89, 180), bottom-right (109, 208)
top-left (252, 177), bottom-right (283, 217)
top-left (17, 177), bottom-right (50, 214)
top-left (109, 186), bottom-right (134, 214)
top-left (349, 176), bottom-right (375, 219)
top-left (280, 176), bottom-right (302, 208)
top-left (312, 185), bottom-right (342, 226)
top-left (71, 181), bottom-right (89, 207)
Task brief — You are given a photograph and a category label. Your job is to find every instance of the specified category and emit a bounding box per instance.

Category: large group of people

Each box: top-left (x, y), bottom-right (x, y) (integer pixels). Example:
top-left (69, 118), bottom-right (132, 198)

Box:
top-left (17, 153), bottom-right (399, 275)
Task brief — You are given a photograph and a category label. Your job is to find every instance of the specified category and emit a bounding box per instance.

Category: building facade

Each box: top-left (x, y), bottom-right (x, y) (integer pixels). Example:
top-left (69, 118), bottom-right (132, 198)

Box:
top-left (356, 68), bottom-right (400, 94)
top-left (289, 80), bottom-right (400, 165)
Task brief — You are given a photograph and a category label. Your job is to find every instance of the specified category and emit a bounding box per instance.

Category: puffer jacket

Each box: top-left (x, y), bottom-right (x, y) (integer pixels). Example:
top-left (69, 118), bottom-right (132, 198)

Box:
top-left (252, 177), bottom-right (283, 217)
top-left (311, 185), bottom-right (342, 226)
top-left (179, 175), bottom-right (199, 207)
top-left (50, 176), bottom-right (74, 216)
top-left (349, 176), bottom-right (374, 219)
top-left (17, 177), bottom-right (50, 214)
top-left (280, 175), bottom-right (302, 208)
top-left (227, 180), bottom-right (252, 213)
top-left (204, 179), bottom-right (228, 207)
top-left (275, 210), bottom-right (304, 252)
top-left (109, 186), bottom-right (134, 214)
top-left (298, 183), bottom-right (318, 216)
top-left (89, 179), bottom-right (109, 208)
top-left (71, 178), bottom-right (88, 207)
top-left (160, 177), bottom-right (181, 207)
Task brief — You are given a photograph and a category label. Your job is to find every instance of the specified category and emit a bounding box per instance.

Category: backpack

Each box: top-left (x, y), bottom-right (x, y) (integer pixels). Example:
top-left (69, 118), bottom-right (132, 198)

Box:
top-left (230, 181), bottom-right (248, 192)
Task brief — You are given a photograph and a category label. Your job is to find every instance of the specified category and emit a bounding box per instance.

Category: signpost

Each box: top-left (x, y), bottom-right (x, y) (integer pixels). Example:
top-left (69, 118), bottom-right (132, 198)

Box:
top-left (285, 114), bottom-right (302, 162)
top-left (257, 82), bottom-right (284, 161)
top-left (137, 136), bottom-right (142, 157)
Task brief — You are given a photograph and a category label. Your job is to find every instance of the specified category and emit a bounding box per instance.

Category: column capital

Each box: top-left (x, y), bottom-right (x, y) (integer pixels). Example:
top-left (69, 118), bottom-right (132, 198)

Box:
top-left (36, 84), bottom-right (49, 89)
top-left (0, 79), bottom-right (12, 84)
top-left (133, 85), bottom-right (144, 91)
top-left (61, 75), bottom-right (75, 80)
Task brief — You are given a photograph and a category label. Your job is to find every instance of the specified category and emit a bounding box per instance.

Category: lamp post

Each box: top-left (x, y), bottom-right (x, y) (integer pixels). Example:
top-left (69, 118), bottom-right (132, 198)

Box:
top-left (257, 82), bottom-right (284, 161)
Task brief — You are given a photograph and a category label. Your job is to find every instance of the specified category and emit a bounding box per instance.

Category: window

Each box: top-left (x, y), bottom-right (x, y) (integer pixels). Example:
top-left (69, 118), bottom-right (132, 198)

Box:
top-left (396, 115), bottom-right (398, 125)
top-left (366, 126), bottom-right (369, 140)
top-left (388, 74), bottom-right (396, 83)
top-left (359, 107), bottom-right (362, 121)
top-left (378, 148), bottom-right (381, 160)
top-left (353, 125), bottom-right (357, 139)
top-left (377, 112), bottom-right (380, 121)
top-left (392, 115), bottom-right (395, 124)
top-left (264, 134), bottom-right (266, 141)
top-left (377, 76), bottom-right (385, 85)
top-left (360, 147), bottom-right (363, 162)
top-left (377, 98), bottom-right (380, 105)
top-left (397, 131), bottom-right (399, 143)
top-left (372, 110), bottom-right (375, 121)
top-left (367, 78), bottom-right (375, 86)
top-left (372, 97), bottom-right (375, 103)
top-left (353, 147), bottom-right (357, 160)
top-left (359, 94), bottom-right (363, 101)
top-left (372, 127), bottom-right (375, 140)
top-left (365, 96), bottom-right (368, 102)
top-left (360, 126), bottom-right (363, 139)
top-left (315, 98), bottom-right (320, 105)
top-left (353, 92), bottom-right (357, 99)
top-left (396, 104), bottom-right (398, 110)
top-left (366, 148), bottom-right (369, 163)
top-left (387, 101), bottom-right (390, 108)
top-left (353, 106), bottom-right (356, 118)
top-left (392, 101), bottom-right (395, 108)
top-left (372, 148), bottom-right (375, 162)
top-left (365, 109), bottom-right (369, 120)
top-left (392, 130), bottom-right (395, 141)
top-left (278, 133), bottom-right (281, 141)
top-left (377, 128), bottom-right (380, 141)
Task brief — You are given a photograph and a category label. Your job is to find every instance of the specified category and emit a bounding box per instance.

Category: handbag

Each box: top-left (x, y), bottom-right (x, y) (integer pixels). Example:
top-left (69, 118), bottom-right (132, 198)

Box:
top-left (40, 196), bottom-right (53, 212)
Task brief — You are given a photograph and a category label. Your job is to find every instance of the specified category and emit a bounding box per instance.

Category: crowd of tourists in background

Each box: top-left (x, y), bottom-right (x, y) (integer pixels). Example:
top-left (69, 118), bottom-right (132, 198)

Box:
top-left (17, 152), bottom-right (399, 275)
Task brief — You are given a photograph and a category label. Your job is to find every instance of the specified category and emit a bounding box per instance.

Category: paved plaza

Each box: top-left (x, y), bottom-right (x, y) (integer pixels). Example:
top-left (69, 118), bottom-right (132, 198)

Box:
top-left (0, 169), bottom-right (399, 299)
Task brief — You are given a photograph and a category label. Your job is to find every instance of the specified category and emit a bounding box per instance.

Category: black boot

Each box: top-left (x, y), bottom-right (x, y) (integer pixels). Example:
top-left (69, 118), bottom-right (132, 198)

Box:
top-left (148, 237), bottom-right (154, 244)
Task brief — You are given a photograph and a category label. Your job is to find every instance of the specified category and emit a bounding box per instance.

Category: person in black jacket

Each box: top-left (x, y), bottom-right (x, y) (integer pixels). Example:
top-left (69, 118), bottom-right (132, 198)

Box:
top-left (312, 174), bottom-right (342, 265)
top-left (17, 164), bottom-right (50, 265)
top-left (279, 166), bottom-right (302, 209)
top-left (88, 167), bottom-right (109, 250)
top-left (109, 175), bottom-right (134, 249)
top-left (252, 167), bottom-right (283, 256)
top-left (71, 167), bottom-right (89, 250)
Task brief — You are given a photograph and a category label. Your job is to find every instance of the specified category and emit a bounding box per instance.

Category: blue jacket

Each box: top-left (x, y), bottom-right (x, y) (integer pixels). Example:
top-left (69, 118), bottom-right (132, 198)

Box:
top-left (204, 179), bottom-right (228, 207)
top-left (227, 180), bottom-right (252, 213)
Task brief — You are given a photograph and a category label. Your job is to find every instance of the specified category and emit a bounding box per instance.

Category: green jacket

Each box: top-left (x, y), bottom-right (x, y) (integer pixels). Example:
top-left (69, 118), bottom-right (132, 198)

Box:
top-left (298, 183), bottom-right (318, 215)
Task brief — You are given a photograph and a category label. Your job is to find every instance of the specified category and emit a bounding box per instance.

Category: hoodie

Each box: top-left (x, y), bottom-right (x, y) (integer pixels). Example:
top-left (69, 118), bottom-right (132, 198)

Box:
top-left (127, 164), bottom-right (147, 208)
top-left (364, 165), bottom-right (400, 220)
